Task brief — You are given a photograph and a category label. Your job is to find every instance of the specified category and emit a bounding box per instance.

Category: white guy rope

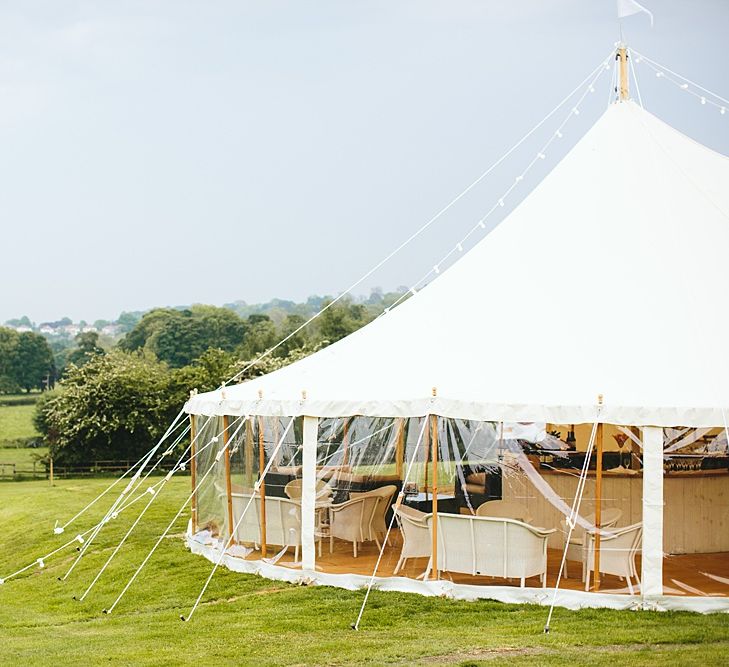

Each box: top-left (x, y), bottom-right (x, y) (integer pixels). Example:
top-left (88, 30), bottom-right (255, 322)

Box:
top-left (55, 410), bottom-right (188, 534)
top-left (55, 425), bottom-right (186, 534)
top-left (76, 416), bottom-right (245, 602)
top-left (544, 417), bottom-right (600, 634)
top-left (103, 415), bottom-right (252, 615)
top-left (380, 57), bottom-right (612, 316)
top-left (353, 418), bottom-right (429, 630)
top-left (0, 475), bottom-right (168, 585)
top-left (61, 414), bottom-right (207, 582)
top-left (222, 50), bottom-right (616, 387)
top-left (181, 417), bottom-right (295, 622)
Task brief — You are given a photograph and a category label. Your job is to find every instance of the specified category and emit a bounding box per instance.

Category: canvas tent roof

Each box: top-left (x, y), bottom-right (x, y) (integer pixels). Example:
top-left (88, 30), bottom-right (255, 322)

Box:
top-left (187, 101), bottom-right (729, 427)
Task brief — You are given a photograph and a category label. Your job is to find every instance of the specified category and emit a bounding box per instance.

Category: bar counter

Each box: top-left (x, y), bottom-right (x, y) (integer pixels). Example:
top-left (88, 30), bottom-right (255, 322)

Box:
top-left (502, 466), bottom-right (729, 554)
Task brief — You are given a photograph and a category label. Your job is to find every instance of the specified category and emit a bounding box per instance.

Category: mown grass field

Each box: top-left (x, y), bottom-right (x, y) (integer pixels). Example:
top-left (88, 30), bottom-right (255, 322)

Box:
top-left (0, 401), bottom-right (39, 442)
top-left (0, 394), bottom-right (45, 476)
top-left (1, 478), bottom-right (729, 666)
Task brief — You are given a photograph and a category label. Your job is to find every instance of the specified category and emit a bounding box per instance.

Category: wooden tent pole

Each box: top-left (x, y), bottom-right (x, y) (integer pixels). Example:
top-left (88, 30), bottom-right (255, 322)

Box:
top-left (245, 419), bottom-right (254, 489)
top-left (258, 416), bottom-right (267, 557)
top-left (430, 412), bottom-right (439, 579)
top-left (223, 416), bottom-right (235, 544)
top-left (593, 395), bottom-right (605, 591)
top-left (342, 419), bottom-right (350, 466)
top-left (618, 46), bottom-right (629, 102)
top-left (395, 418), bottom-right (405, 479)
top-left (423, 418), bottom-right (430, 500)
top-left (190, 415), bottom-right (198, 533)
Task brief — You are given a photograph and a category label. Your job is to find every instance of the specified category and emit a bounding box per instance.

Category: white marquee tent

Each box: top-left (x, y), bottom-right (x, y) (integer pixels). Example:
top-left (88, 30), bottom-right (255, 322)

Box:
top-left (7, 45), bottom-right (729, 626)
top-left (181, 51), bottom-right (729, 615)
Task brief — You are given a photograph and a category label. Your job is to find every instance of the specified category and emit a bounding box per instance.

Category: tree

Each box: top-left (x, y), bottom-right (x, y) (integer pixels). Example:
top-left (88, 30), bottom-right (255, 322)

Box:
top-left (118, 306), bottom-right (247, 368)
top-left (35, 352), bottom-right (174, 466)
top-left (116, 311), bottom-right (142, 333)
top-left (11, 332), bottom-right (55, 392)
top-left (315, 299), bottom-right (370, 344)
top-left (236, 315), bottom-right (277, 359)
top-left (117, 308), bottom-right (181, 353)
top-left (66, 331), bottom-right (105, 368)
top-left (0, 327), bottom-right (20, 393)
top-left (34, 349), bottom-right (238, 466)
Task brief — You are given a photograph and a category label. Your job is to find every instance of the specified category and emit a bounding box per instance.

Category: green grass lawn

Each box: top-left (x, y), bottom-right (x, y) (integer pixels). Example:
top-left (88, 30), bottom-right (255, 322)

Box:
top-left (0, 401), bottom-right (40, 443)
top-left (1, 478), bottom-right (728, 666)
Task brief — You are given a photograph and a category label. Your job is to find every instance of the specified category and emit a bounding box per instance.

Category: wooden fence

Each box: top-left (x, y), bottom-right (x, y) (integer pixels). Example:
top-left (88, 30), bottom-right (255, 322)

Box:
top-left (0, 459), bottom-right (186, 481)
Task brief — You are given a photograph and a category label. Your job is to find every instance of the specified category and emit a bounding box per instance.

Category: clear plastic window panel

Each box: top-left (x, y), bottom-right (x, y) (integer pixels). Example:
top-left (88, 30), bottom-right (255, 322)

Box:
top-left (662, 425), bottom-right (729, 598)
top-left (308, 417), bottom-right (642, 593)
top-left (189, 415), bottom-right (654, 595)
top-left (193, 415), bottom-right (225, 538)
top-left (227, 416), bottom-right (304, 565)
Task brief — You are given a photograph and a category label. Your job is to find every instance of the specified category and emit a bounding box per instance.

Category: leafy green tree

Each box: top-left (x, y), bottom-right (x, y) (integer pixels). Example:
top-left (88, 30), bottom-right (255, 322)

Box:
top-left (167, 348), bottom-right (238, 399)
top-left (148, 317), bottom-right (216, 368)
top-left (34, 349), bottom-right (238, 466)
top-left (118, 308), bottom-right (182, 353)
top-left (119, 306), bottom-right (246, 368)
top-left (35, 352), bottom-right (174, 466)
top-left (276, 313), bottom-right (309, 356)
top-left (116, 311), bottom-right (142, 333)
top-left (236, 314), bottom-right (277, 359)
top-left (315, 299), bottom-right (370, 344)
top-left (67, 331), bottom-right (105, 368)
top-left (0, 327), bottom-right (20, 393)
top-left (12, 332), bottom-right (55, 392)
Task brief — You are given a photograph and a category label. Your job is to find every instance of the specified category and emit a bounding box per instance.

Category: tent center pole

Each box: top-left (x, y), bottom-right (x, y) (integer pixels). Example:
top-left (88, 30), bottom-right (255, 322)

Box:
top-left (617, 45), bottom-right (629, 101)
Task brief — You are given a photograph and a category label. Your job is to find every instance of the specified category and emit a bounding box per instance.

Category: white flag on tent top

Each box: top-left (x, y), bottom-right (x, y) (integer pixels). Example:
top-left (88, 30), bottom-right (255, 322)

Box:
top-left (617, 0), bottom-right (654, 26)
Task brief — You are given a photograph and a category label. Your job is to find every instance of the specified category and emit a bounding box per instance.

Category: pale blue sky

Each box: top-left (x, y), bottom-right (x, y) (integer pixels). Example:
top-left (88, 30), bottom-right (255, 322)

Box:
top-left (1, 0), bottom-right (727, 322)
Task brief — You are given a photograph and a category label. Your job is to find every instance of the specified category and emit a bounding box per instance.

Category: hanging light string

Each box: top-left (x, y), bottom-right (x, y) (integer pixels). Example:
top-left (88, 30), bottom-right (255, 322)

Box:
top-left (632, 50), bottom-right (729, 114)
top-left (379, 59), bottom-right (612, 317)
top-left (220, 50), bottom-right (616, 387)
top-left (181, 416), bottom-right (296, 622)
top-left (54, 415), bottom-right (190, 535)
top-left (60, 414), bottom-right (210, 583)
top-left (75, 415), bottom-right (246, 602)
top-left (103, 415), bottom-right (253, 615)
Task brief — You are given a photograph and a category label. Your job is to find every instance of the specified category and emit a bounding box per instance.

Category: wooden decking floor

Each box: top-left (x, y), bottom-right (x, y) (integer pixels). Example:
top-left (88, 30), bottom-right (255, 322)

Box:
top-left (242, 529), bottom-right (729, 597)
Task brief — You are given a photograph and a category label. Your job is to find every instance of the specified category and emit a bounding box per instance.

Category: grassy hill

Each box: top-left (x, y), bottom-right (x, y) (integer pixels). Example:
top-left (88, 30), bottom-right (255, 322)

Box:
top-left (1, 478), bottom-right (728, 666)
